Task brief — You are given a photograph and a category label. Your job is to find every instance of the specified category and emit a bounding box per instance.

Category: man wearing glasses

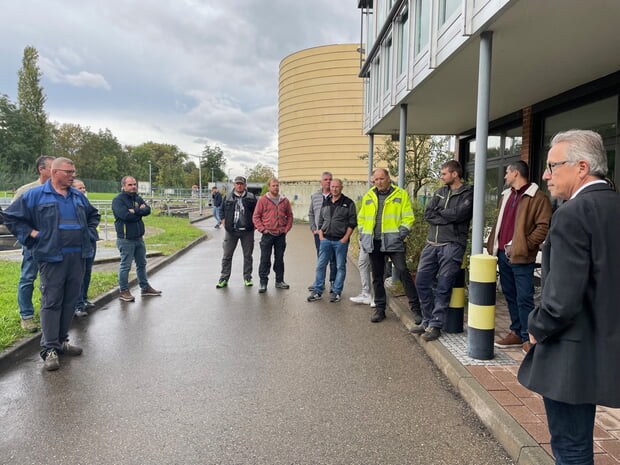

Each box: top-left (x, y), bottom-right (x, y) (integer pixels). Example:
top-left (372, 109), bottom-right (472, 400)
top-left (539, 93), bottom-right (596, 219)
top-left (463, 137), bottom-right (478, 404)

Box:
top-left (518, 130), bottom-right (620, 465)
top-left (113, 176), bottom-right (162, 302)
top-left (4, 157), bottom-right (100, 370)
top-left (11, 155), bottom-right (55, 333)
top-left (216, 176), bottom-right (257, 288)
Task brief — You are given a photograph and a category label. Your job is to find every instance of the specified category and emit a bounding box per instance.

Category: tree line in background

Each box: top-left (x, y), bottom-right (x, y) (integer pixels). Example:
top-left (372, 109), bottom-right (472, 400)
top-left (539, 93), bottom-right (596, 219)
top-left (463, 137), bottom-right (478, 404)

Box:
top-left (0, 46), bottom-right (274, 192)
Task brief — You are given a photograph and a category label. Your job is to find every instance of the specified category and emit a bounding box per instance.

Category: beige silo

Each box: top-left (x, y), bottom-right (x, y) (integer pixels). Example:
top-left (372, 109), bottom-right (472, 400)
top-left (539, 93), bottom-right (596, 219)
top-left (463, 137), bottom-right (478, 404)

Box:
top-left (278, 44), bottom-right (372, 182)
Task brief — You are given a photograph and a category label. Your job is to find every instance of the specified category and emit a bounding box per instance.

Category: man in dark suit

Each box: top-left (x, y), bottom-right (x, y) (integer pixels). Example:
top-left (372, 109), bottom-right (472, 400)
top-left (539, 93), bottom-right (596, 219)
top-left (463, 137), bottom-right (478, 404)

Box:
top-left (518, 130), bottom-right (620, 465)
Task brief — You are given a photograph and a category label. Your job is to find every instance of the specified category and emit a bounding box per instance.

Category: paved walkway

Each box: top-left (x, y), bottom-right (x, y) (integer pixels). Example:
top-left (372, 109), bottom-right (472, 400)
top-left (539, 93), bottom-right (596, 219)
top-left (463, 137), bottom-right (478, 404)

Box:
top-left (2, 218), bottom-right (619, 464)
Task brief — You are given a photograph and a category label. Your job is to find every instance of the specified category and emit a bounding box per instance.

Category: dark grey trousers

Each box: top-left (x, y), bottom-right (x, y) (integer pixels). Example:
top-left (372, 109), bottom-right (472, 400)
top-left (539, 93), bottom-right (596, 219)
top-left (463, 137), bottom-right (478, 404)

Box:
top-left (38, 252), bottom-right (85, 358)
top-left (219, 230), bottom-right (255, 281)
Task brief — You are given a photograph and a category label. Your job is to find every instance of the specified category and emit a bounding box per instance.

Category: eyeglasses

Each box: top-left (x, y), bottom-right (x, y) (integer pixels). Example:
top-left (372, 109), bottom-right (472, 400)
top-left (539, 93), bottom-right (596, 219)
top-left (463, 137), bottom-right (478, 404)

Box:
top-left (545, 160), bottom-right (570, 174)
top-left (56, 169), bottom-right (76, 175)
top-left (234, 182), bottom-right (245, 185)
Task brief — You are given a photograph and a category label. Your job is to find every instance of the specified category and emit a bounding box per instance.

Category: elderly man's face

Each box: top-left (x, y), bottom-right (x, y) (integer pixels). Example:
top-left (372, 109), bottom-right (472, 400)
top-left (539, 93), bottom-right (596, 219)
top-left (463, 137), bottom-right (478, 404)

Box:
top-left (330, 180), bottom-right (343, 197)
top-left (320, 174), bottom-right (332, 192)
top-left (52, 162), bottom-right (76, 189)
top-left (373, 171), bottom-right (391, 191)
top-left (233, 181), bottom-right (246, 194)
top-left (543, 142), bottom-right (579, 200)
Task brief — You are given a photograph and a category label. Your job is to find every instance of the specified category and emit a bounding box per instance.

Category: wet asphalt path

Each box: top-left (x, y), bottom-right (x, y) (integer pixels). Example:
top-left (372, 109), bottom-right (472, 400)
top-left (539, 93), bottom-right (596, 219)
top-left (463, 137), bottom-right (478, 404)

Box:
top-left (0, 222), bottom-right (514, 465)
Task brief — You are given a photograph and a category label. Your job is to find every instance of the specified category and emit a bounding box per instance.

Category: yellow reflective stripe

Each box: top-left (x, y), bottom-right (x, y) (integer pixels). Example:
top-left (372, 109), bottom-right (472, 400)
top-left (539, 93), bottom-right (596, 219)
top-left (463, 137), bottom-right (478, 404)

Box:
top-left (467, 303), bottom-right (496, 330)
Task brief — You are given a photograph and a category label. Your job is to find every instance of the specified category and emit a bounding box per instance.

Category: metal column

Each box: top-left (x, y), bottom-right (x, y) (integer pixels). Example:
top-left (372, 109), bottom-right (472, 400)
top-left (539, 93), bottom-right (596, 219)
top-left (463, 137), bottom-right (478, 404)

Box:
top-left (368, 133), bottom-right (374, 187)
top-left (398, 104), bottom-right (407, 188)
top-left (471, 31), bottom-right (493, 255)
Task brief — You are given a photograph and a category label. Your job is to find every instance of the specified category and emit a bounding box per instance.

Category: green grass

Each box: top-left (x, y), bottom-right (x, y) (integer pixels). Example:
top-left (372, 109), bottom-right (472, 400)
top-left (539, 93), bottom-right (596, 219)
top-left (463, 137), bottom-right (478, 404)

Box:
top-left (0, 212), bottom-right (204, 351)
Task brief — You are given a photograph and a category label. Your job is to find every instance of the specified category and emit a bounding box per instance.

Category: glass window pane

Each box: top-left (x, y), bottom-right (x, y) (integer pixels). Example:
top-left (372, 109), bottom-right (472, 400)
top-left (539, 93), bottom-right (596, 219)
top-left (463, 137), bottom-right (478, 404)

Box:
top-left (415, 0), bottom-right (429, 55)
top-left (439, 0), bottom-right (461, 25)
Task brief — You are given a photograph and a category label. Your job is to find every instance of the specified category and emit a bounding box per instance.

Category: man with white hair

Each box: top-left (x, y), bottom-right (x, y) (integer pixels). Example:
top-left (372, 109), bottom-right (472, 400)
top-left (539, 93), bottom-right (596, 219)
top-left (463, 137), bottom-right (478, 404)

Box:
top-left (518, 129), bottom-right (620, 465)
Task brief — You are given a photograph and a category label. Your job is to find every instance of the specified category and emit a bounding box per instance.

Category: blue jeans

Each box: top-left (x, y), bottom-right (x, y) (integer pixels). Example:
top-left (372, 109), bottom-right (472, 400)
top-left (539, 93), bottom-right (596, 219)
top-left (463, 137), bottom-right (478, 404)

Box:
top-left (314, 233), bottom-right (336, 283)
top-left (117, 238), bottom-right (149, 291)
top-left (312, 239), bottom-right (349, 294)
top-left (213, 206), bottom-right (221, 226)
top-left (498, 251), bottom-right (535, 341)
top-left (543, 397), bottom-right (595, 465)
top-left (18, 247), bottom-right (38, 320)
top-left (416, 243), bottom-right (464, 328)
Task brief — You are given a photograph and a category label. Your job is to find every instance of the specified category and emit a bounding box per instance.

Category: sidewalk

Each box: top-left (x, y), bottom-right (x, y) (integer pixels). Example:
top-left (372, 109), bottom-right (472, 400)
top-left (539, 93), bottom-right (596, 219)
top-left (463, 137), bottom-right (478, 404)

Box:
top-left (387, 290), bottom-right (620, 465)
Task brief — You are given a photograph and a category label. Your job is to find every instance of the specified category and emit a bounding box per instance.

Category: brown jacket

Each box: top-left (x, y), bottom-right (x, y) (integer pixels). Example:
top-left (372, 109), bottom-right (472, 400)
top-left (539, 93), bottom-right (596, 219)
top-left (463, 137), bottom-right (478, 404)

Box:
top-left (486, 183), bottom-right (552, 264)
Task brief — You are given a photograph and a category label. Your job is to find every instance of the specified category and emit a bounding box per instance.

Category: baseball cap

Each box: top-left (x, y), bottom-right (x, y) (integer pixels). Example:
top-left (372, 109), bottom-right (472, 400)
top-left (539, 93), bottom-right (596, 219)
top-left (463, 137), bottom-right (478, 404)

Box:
top-left (233, 176), bottom-right (247, 184)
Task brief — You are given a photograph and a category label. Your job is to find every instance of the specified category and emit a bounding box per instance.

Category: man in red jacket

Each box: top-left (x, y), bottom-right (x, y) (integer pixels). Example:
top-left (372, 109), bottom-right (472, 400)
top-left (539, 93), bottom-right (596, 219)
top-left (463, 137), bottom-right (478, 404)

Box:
top-left (252, 178), bottom-right (293, 293)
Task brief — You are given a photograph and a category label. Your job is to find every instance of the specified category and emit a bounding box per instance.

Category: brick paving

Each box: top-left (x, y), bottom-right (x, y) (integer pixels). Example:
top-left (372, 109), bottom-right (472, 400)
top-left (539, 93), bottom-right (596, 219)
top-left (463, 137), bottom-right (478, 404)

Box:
top-left (462, 295), bottom-right (620, 464)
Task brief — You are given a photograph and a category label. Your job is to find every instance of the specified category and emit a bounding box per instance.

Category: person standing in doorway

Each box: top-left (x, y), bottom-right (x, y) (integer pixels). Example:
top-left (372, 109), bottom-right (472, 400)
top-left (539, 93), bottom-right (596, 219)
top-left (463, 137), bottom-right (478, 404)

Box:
top-left (253, 178), bottom-right (294, 293)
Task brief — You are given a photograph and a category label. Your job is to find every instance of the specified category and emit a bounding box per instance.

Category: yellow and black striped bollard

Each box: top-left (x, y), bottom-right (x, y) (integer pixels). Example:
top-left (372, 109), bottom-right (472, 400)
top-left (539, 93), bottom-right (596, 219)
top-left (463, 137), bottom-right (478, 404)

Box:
top-left (467, 254), bottom-right (497, 360)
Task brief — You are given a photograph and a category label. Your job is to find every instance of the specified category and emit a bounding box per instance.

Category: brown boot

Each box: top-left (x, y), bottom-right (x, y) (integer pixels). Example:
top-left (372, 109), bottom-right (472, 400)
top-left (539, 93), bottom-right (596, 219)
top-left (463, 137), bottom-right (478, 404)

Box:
top-left (21, 318), bottom-right (39, 333)
top-left (119, 289), bottom-right (135, 302)
top-left (494, 330), bottom-right (522, 348)
top-left (141, 285), bottom-right (162, 296)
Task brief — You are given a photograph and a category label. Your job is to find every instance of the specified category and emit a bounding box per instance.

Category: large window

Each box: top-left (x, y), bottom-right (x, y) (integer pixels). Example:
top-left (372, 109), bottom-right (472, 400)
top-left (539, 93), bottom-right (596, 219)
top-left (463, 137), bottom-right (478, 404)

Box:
top-left (397, 7), bottom-right (409, 76)
top-left (439, 0), bottom-right (461, 25)
top-left (543, 95), bottom-right (618, 183)
top-left (384, 36), bottom-right (392, 91)
top-left (415, 0), bottom-right (430, 56)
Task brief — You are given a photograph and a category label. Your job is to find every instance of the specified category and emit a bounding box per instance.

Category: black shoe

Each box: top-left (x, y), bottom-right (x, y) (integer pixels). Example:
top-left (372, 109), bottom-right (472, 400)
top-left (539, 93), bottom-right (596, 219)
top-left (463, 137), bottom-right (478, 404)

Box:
top-left (258, 283), bottom-right (267, 293)
top-left (308, 285), bottom-right (315, 291)
top-left (421, 327), bottom-right (441, 341)
top-left (410, 324), bottom-right (427, 334)
top-left (275, 281), bottom-right (290, 289)
top-left (371, 310), bottom-right (386, 323)
top-left (411, 309), bottom-right (423, 325)
top-left (307, 292), bottom-right (322, 302)
top-left (329, 281), bottom-right (335, 293)
top-left (329, 293), bottom-right (341, 303)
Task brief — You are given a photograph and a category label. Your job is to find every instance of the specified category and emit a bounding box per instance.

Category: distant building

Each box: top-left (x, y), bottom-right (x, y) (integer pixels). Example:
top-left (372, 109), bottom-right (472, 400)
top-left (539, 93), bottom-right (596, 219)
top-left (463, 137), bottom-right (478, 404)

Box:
top-left (278, 44), bottom-right (385, 219)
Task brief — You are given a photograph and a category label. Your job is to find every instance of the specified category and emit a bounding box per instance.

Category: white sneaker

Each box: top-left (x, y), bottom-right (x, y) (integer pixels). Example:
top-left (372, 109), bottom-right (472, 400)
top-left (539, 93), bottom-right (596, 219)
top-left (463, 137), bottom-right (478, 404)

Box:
top-left (349, 293), bottom-right (371, 305)
top-left (370, 298), bottom-right (376, 308)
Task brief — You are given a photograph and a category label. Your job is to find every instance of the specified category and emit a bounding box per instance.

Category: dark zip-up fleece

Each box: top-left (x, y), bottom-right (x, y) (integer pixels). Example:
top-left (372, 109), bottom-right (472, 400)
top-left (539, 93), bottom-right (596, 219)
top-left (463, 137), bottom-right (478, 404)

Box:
top-left (318, 194), bottom-right (357, 241)
top-left (424, 183), bottom-right (473, 248)
top-left (112, 190), bottom-right (151, 239)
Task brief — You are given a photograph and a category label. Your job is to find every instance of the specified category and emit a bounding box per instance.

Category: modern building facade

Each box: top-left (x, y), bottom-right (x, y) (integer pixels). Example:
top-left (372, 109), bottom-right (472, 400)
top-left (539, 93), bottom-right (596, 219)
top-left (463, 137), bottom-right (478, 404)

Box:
top-left (357, 0), bottom-right (620, 238)
top-left (278, 44), bottom-right (385, 219)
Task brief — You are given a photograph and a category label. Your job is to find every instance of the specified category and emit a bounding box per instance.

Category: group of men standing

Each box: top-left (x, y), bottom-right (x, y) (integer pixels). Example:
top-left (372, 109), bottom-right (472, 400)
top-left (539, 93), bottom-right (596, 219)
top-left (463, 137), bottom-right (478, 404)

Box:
top-left (4, 159), bottom-right (161, 371)
top-left (215, 176), bottom-right (294, 293)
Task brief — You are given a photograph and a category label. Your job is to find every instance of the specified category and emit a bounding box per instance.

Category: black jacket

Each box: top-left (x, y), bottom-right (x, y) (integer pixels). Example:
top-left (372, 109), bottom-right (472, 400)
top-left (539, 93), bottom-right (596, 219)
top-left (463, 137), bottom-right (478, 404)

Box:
top-left (112, 190), bottom-right (151, 239)
top-left (318, 194), bottom-right (357, 240)
top-left (222, 190), bottom-right (257, 233)
top-left (424, 184), bottom-right (473, 247)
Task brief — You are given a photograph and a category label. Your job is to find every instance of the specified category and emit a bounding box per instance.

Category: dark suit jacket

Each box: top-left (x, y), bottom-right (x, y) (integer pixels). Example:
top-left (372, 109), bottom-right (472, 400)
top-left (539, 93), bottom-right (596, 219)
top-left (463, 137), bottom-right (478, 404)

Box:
top-left (518, 183), bottom-right (620, 407)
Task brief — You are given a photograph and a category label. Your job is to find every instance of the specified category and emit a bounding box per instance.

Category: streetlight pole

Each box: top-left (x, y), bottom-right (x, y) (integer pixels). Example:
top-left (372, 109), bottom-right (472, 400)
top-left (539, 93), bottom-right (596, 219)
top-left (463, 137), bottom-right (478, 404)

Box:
top-left (148, 161), bottom-right (152, 200)
top-left (198, 155), bottom-right (203, 216)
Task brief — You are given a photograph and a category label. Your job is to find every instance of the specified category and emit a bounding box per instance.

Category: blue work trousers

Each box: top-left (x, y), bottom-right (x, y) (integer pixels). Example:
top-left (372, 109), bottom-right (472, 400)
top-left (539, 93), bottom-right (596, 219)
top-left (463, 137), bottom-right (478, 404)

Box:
top-left (312, 239), bottom-right (349, 295)
top-left (416, 243), bottom-right (464, 329)
top-left (314, 232), bottom-right (336, 283)
top-left (497, 251), bottom-right (535, 341)
top-left (38, 252), bottom-right (85, 358)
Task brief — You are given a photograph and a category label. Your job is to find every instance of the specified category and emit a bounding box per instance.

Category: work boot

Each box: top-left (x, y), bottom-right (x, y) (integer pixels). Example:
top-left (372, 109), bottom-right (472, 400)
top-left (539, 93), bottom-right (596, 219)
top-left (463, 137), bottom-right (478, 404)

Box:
top-left (411, 308), bottom-right (423, 325)
top-left (20, 318), bottom-right (39, 332)
top-left (258, 282), bottom-right (267, 293)
top-left (43, 349), bottom-right (60, 371)
top-left (275, 281), bottom-right (290, 289)
top-left (371, 309), bottom-right (386, 323)
top-left (141, 285), bottom-right (162, 296)
top-left (61, 341), bottom-right (83, 356)
top-left (410, 324), bottom-right (427, 335)
top-left (119, 289), bottom-right (135, 302)
top-left (421, 327), bottom-right (441, 341)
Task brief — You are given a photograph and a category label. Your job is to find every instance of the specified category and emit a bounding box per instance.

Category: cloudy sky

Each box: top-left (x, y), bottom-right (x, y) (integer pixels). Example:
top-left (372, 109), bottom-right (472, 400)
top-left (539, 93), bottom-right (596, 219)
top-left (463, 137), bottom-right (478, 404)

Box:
top-left (0, 0), bottom-right (361, 176)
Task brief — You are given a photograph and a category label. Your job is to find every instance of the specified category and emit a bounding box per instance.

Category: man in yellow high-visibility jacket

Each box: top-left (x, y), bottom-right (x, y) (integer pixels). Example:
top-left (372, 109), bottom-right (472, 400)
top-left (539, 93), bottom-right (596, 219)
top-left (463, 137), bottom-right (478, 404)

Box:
top-left (358, 168), bottom-right (422, 323)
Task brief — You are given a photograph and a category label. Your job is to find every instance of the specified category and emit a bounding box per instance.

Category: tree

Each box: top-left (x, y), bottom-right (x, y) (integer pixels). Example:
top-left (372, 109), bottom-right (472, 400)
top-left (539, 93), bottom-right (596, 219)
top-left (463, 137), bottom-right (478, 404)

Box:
top-left (17, 46), bottom-right (48, 156)
top-left (0, 94), bottom-right (40, 173)
top-left (370, 135), bottom-right (453, 199)
top-left (245, 163), bottom-right (275, 183)
top-left (201, 145), bottom-right (227, 183)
